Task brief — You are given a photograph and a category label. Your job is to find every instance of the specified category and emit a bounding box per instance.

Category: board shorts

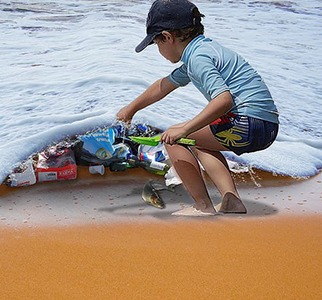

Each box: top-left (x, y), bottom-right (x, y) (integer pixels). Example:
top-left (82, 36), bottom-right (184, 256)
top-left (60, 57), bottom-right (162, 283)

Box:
top-left (209, 113), bottom-right (278, 155)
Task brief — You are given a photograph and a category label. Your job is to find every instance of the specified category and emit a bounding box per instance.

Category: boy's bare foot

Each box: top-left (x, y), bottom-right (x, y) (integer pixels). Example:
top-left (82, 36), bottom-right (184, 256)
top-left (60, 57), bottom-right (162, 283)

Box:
top-left (194, 202), bottom-right (217, 214)
top-left (219, 192), bottom-right (247, 214)
top-left (171, 206), bottom-right (215, 216)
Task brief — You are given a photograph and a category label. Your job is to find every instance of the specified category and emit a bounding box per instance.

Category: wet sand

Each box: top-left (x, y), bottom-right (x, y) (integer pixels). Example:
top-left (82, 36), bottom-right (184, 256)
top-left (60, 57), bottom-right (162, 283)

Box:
top-left (0, 168), bottom-right (321, 299)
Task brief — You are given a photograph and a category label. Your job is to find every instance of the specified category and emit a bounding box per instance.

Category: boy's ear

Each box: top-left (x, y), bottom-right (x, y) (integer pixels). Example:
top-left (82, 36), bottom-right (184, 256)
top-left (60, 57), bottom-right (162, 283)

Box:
top-left (161, 30), bottom-right (174, 42)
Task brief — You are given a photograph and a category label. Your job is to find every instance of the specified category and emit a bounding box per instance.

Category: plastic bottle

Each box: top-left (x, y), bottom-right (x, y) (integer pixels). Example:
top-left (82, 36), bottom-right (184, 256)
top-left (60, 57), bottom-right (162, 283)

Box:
top-left (128, 156), bottom-right (170, 176)
top-left (109, 162), bottom-right (131, 172)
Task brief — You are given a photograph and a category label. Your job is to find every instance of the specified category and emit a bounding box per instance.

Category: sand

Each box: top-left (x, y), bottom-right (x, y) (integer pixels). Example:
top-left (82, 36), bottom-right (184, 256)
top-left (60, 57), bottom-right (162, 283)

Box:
top-left (0, 167), bottom-right (321, 299)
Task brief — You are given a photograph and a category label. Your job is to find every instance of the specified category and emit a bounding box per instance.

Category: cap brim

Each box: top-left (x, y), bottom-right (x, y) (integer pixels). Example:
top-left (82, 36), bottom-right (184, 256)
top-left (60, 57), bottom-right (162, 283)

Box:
top-left (135, 33), bottom-right (156, 53)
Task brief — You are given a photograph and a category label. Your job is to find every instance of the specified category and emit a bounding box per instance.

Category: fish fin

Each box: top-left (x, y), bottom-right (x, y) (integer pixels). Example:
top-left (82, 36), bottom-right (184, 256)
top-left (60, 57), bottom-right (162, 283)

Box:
top-left (150, 181), bottom-right (175, 192)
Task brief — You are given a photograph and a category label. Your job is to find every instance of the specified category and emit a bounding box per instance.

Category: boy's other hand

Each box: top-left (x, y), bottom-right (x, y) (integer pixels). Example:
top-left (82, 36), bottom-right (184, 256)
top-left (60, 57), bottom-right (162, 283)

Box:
top-left (116, 105), bottom-right (133, 124)
top-left (161, 124), bottom-right (188, 145)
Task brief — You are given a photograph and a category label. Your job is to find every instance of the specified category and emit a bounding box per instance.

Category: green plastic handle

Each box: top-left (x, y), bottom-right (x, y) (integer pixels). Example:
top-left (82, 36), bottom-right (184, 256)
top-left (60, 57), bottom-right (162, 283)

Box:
top-left (176, 137), bottom-right (196, 146)
top-left (129, 135), bottom-right (195, 146)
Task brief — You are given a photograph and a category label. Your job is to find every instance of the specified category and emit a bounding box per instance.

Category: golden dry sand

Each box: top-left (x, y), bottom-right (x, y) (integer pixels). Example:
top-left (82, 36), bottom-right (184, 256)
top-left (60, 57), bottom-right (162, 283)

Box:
top-left (0, 216), bottom-right (321, 300)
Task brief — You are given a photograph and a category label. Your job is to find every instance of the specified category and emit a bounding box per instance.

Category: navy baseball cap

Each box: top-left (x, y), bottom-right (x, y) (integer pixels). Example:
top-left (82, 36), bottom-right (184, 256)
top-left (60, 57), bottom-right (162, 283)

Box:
top-left (135, 0), bottom-right (198, 53)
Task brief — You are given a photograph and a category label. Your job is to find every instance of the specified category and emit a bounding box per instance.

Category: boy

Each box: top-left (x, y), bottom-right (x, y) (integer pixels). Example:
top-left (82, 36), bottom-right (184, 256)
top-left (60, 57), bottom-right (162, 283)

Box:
top-left (117, 0), bottom-right (279, 216)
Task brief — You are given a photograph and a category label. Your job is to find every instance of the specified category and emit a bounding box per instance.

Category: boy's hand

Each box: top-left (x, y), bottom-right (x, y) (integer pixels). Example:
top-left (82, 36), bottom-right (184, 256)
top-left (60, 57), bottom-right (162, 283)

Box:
top-left (161, 124), bottom-right (189, 145)
top-left (116, 105), bottom-right (134, 123)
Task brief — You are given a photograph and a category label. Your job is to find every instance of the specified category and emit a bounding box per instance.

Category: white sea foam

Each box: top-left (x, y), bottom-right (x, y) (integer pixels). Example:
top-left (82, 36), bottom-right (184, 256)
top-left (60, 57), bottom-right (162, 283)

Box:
top-left (0, 0), bottom-right (321, 182)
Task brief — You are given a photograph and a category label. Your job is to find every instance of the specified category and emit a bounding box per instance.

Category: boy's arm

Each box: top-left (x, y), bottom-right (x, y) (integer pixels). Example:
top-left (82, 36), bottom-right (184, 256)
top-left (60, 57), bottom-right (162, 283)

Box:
top-left (116, 77), bottom-right (178, 123)
top-left (161, 91), bottom-right (233, 144)
top-left (184, 91), bottom-right (233, 134)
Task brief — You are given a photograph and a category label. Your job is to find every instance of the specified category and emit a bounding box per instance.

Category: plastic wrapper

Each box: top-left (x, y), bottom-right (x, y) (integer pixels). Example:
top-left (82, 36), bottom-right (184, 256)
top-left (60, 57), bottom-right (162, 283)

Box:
top-left (73, 123), bottom-right (161, 166)
top-left (6, 159), bottom-right (37, 187)
top-left (35, 147), bottom-right (77, 182)
top-left (136, 143), bottom-right (171, 175)
top-left (165, 166), bottom-right (182, 186)
top-left (138, 143), bottom-right (169, 163)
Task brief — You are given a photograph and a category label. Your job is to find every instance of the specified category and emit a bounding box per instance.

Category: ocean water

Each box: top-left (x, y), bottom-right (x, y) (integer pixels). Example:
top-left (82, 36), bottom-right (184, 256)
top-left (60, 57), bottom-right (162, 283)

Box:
top-left (0, 0), bottom-right (321, 182)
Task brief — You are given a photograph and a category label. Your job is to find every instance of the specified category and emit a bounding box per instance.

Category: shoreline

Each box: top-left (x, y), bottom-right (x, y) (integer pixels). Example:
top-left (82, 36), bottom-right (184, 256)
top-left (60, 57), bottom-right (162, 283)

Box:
top-left (0, 167), bottom-right (321, 228)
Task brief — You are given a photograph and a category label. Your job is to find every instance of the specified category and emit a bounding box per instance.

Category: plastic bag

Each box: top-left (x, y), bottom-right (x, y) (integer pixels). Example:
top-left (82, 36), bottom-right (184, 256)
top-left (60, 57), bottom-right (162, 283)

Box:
top-left (35, 147), bottom-right (77, 182)
top-left (7, 159), bottom-right (37, 187)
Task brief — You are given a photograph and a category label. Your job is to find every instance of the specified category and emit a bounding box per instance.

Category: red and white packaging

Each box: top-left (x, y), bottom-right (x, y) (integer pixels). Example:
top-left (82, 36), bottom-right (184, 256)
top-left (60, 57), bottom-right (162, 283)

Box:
top-left (35, 148), bottom-right (77, 182)
top-left (8, 159), bottom-right (37, 187)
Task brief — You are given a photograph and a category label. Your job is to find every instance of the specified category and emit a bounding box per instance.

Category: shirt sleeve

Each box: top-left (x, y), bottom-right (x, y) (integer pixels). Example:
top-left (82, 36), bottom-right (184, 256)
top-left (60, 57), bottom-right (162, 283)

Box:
top-left (167, 64), bottom-right (191, 87)
top-left (191, 54), bottom-right (229, 99)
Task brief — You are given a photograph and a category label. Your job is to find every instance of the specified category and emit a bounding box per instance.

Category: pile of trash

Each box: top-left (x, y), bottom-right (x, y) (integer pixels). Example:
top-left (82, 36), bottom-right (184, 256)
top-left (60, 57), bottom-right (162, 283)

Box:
top-left (4, 123), bottom-right (172, 187)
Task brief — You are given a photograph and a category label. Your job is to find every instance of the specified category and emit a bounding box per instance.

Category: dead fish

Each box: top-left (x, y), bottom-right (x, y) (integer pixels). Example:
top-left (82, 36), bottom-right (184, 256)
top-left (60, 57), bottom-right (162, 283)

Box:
top-left (141, 180), bottom-right (175, 209)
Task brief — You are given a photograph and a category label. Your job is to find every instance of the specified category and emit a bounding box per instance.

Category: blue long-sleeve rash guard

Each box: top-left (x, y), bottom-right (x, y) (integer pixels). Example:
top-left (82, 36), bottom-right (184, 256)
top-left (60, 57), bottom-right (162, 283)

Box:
top-left (168, 35), bottom-right (279, 124)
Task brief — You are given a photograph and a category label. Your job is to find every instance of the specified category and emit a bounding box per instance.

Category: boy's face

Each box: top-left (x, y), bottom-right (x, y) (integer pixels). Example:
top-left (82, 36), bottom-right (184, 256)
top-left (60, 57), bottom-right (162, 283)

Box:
top-left (154, 32), bottom-right (181, 64)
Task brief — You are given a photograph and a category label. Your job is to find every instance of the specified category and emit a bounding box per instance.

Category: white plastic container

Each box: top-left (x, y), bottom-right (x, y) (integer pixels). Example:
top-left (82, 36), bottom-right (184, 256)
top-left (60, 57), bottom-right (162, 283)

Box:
top-left (89, 165), bottom-right (105, 175)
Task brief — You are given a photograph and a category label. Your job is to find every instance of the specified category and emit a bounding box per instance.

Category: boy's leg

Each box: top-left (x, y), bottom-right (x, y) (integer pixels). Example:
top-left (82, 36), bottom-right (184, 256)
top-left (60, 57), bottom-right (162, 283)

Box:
top-left (192, 148), bottom-right (247, 213)
top-left (165, 143), bottom-right (216, 213)
top-left (189, 126), bottom-right (247, 213)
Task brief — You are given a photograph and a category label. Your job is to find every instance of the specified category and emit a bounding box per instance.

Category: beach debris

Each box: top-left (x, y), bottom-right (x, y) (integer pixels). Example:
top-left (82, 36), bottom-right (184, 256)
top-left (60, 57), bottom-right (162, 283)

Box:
top-left (128, 156), bottom-right (170, 176)
top-left (133, 143), bottom-right (171, 175)
top-left (73, 122), bottom-right (162, 167)
top-left (6, 159), bottom-right (37, 187)
top-left (165, 166), bottom-right (182, 186)
top-left (141, 180), bottom-right (175, 209)
top-left (76, 127), bottom-right (118, 165)
top-left (88, 165), bottom-right (105, 175)
top-left (3, 122), bottom-right (169, 187)
top-left (35, 147), bottom-right (77, 182)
